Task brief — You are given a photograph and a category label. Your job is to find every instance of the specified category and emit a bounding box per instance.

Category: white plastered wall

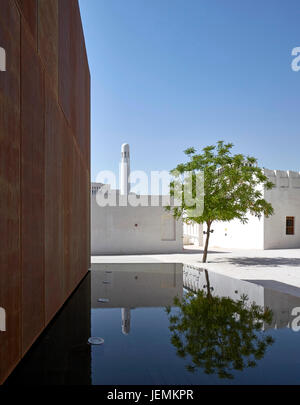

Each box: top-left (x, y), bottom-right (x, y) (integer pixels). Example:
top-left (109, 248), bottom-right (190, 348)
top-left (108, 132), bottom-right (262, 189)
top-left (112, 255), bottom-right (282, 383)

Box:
top-left (91, 191), bottom-right (183, 255)
top-left (263, 170), bottom-right (300, 249)
top-left (190, 169), bottom-right (300, 250)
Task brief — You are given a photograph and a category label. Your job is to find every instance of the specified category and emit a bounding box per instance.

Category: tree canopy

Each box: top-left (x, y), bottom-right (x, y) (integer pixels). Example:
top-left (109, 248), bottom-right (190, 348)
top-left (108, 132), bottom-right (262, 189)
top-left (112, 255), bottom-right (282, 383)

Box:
top-left (166, 141), bottom-right (274, 262)
top-left (166, 273), bottom-right (274, 380)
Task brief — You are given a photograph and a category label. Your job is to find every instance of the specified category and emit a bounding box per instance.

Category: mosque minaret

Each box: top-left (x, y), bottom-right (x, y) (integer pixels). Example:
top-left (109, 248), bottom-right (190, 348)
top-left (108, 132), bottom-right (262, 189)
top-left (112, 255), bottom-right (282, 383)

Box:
top-left (120, 143), bottom-right (130, 195)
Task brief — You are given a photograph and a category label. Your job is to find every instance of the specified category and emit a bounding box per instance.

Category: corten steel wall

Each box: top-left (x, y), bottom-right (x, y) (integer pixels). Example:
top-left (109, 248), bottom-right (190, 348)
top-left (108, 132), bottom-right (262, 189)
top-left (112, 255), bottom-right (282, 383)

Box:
top-left (0, 0), bottom-right (90, 383)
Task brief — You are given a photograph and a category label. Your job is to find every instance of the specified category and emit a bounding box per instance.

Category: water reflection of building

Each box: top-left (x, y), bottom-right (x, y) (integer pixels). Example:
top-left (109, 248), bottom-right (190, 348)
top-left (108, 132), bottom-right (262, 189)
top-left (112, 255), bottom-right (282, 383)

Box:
top-left (91, 263), bottom-right (183, 334)
top-left (183, 264), bottom-right (300, 331)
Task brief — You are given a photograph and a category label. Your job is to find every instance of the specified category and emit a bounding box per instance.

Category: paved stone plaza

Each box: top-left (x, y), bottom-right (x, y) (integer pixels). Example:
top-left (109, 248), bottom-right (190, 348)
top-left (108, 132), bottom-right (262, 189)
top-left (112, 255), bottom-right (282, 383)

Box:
top-left (92, 246), bottom-right (300, 295)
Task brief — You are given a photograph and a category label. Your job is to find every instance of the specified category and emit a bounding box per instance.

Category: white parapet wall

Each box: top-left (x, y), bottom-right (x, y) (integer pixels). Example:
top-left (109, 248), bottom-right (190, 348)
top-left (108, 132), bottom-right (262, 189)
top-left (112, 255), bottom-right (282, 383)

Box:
top-left (91, 187), bottom-right (183, 255)
top-left (263, 169), bottom-right (300, 249)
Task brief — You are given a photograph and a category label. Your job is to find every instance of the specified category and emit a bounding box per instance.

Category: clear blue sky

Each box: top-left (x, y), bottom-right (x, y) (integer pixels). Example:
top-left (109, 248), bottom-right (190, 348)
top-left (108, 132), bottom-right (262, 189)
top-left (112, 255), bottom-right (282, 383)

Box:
top-left (79, 0), bottom-right (300, 182)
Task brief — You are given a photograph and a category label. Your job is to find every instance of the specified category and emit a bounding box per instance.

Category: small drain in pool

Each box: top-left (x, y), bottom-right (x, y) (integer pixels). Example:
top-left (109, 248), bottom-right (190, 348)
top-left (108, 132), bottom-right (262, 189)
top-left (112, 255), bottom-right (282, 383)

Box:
top-left (97, 298), bottom-right (109, 303)
top-left (88, 337), bottom-right (104, 345)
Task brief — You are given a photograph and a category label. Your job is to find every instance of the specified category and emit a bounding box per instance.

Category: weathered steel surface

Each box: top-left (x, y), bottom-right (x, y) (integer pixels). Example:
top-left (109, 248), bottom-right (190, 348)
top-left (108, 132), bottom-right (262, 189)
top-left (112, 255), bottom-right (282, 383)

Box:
top-left (86, 65), bottom-right (91, 171)
top-left (0, 0), bottom-right (21, 384)
top-left (38, 0), bottom-right (58, 95)
top-left (63, 128), bottom-right (75, 298)
top-left (44, 77), bottom-right (64, 324)
top-left (58, 0), bottom-right (90, 168)
top-left (16, 0), bottom-right (37, 43)
top-left (21, 22), bottom-right (45, 355)
top-left (0, 0), bottom-right (90, 384)
top-left (58, 1), bottom-right (90, 287)
top-left (58, 0), bottom-right (73, 132)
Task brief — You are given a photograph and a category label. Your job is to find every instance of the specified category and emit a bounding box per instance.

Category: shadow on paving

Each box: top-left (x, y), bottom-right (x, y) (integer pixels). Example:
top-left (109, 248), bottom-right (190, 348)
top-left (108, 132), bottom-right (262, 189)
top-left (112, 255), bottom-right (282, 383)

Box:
top-left (182, 249), bottom-right (232, 255)
top-left (243, 279), bottom-right (300, 297)
top-left (218, 257), bottom-right (300, 268)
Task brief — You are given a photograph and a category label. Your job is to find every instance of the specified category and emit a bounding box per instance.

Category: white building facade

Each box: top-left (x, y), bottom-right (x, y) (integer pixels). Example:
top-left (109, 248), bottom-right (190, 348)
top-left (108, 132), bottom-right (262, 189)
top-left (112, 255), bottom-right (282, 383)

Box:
top-left (184, 169), bottom-right (300, 250)
top-left (91, 144), bottom-right (183, 255)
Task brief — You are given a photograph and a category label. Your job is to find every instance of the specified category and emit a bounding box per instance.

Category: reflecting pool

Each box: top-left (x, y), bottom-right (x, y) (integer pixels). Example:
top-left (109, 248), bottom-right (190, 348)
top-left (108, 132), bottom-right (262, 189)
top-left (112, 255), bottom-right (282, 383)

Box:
top-left (6, 263), bottom-right (300, 385)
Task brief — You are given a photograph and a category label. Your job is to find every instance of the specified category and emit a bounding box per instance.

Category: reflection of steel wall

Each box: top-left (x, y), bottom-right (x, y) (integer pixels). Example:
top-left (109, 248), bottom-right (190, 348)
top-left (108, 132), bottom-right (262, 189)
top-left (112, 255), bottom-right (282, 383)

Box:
top-left (6, 274), bottom-right (91, 385)
top-left (183, 264), bottom-right (300, 331)
top-left (91, 263), bottom-right (183, 308)
top-left (0, 0), bottom-right (90, 383)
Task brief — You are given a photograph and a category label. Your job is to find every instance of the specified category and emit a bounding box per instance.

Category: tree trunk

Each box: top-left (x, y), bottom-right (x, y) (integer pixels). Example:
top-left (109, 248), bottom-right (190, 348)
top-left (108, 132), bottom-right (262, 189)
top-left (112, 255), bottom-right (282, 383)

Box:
top-left (202, 221), bottom-right (212, 263)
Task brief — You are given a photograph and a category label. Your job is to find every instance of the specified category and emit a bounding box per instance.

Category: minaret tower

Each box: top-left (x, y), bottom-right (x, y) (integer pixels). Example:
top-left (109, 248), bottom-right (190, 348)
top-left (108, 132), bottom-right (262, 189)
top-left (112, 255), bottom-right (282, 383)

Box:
top-left (120, 143), bottom-right (130, 195)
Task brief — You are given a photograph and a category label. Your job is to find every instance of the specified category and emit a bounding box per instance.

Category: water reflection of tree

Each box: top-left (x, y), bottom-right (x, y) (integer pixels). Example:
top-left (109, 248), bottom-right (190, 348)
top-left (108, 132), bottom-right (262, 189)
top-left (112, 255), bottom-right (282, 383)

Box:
top-left (166, 270), bottom-right (274, 380)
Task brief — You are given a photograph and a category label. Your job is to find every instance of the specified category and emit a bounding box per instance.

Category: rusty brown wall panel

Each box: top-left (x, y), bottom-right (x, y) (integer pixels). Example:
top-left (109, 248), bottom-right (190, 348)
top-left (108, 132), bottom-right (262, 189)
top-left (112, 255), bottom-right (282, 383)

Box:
top-left (72, 145), bottom-right (81, 288)
top-left (85, 64), bottom-right (91, 266)
top-left (58, 0), bottom-right (73, 132)
top-left (59, 0), bottom-right (90, 167)
top-left (85, 171), bottom-right (91, 268)
top-left (83, 168), bottom-right (89, 277)
top-left (38, 0), bottom-right (58, 95)
top-left (74, 40), bottom-right (85, 164)
top-left (63, 129), bottom-right (74, 298)
top-left (44, 78), bottom-right (64, 324)
top-left (86, 65), bottom-right (91, 268)
top-left (1, 0), bottom-right (90, 383)
top-left (0, 0), bottom-right (21, 384)
top-left (77, 1), bottom-right (90, 165)
top-left (16, 0), bottom-right (37, 43)
top-left (21, 23), bottom-right (45, 355)
top-left (75, 59), bottom-right (90, 170)
top-left (80, 165), bottom-right (87, 280)
top-left (80, 162), bottom-right (87, 281)
top-left (74, 1), bottom-right (90, 168)
top-left (86, 65), bottom-right (91, 170)
top-left (63, 132), bottom-right (88, 298)
top-left (74, 38), bottom-right (88, 166)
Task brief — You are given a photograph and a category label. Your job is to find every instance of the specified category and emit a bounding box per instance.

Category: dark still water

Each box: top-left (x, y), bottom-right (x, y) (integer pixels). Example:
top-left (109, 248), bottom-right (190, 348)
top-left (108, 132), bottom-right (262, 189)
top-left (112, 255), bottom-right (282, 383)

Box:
top-left (5, 263), bottom-right (300, 385)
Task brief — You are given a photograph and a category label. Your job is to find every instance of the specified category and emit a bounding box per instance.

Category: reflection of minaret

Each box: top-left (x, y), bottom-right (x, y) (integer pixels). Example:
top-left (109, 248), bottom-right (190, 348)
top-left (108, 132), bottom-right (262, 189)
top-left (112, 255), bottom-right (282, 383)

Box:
top-left (120, 143), bottom-right (130, 195)
top-left (121, 308), bottom-right (131, 335)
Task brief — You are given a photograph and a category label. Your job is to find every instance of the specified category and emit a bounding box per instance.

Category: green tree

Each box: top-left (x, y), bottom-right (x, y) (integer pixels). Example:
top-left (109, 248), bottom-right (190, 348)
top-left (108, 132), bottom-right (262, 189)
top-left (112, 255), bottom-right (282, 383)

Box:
top-left (166, 141), bottom-right (274, 262)
top-left (166, 271), bottom-right (274, 380)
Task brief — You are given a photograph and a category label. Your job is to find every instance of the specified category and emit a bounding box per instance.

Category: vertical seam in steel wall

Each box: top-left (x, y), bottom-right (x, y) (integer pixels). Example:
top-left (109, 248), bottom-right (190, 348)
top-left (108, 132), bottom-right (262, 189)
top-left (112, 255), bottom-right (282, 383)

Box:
top-left (37, 0), bottom-right (39, 55)
top-left (42, 68), bottom-right (46, 329)
top-left (57, 97), bottom-right (89, 174)
top-left (36, 0), bottom-right (38, 51)
top-left (19, 6), bottom-right (23, 360)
